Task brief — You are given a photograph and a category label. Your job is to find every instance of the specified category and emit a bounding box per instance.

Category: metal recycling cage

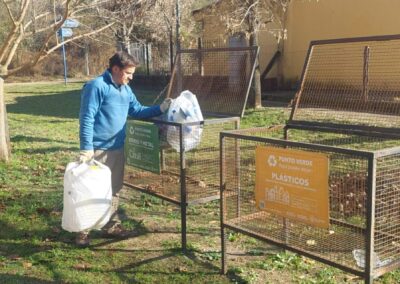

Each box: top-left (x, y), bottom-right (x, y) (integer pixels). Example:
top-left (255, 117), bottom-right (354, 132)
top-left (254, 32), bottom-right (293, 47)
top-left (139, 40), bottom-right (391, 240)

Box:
top-left (220, 34), bottom-right (400, 283)
top-left (124, 46), bottom-right (259, 251)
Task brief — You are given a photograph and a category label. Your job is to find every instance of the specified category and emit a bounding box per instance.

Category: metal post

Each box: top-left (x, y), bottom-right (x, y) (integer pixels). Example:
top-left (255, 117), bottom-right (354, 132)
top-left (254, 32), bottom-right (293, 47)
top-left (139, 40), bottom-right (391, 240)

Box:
top-left (235, 120), bottom-right (241, 218)
top-left (220, 133), bottom-right (227, 274)
top-left (197, 37), bottom-right (203, 75)
top-left (175, 0), bottom-right (182, 93)
top-left (179, 124), bottom-right (187, 252)
top-left (146, 43), bottom-right (150, 76)
top-left (169, 30), bottom-right (174, 73)
top-left (365, 154), bottom-right (377, 283)
top-left (175, 0), bottom-right (181, 52)
top-left (283, 126), bottom-right (289, 243)
top-left (363, 46), bottom-right (370, 103)
top-left (85, 43), bottom-right (90, 76)
top-left (60, 31), bottom-right (68, 85)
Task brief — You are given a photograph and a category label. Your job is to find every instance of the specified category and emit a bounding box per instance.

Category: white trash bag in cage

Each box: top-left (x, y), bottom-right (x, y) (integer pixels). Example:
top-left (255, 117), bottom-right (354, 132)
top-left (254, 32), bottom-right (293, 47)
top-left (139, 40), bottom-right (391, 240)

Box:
top-left (62, 160), bottom-right (112, 232)
top-left (166, 90), bottom-right (204, 152)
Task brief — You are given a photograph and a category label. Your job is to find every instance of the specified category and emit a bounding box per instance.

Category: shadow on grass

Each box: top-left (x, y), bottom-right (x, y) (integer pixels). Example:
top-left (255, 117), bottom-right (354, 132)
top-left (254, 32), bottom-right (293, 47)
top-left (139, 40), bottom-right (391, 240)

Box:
top-left (0, 274), bottom-right (54, 284)
top-left (6, 86), bottom-right (162, 119)
top-left (11, 135), bottom-right (79, 153)
top-left (0, 188), bottom-right (249, 283)
top-left (16, 146), bottom-right (79, 154)
top-left (89, 248), bottom-right (238, 283)
top-left (11, 135), bottom-right (76, 144)
top-left (6, 90), bottom-right (81, 119)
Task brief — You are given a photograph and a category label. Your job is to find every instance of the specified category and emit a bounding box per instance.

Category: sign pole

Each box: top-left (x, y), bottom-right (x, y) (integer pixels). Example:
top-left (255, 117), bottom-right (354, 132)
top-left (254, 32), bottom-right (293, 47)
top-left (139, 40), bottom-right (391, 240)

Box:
top-left (60, 30), bottom-right (68, 85)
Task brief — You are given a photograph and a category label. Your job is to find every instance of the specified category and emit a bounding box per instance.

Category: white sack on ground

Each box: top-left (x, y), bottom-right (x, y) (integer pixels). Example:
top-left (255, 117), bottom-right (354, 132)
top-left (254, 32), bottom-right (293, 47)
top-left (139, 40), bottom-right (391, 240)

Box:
top-left (62, 160), bottom-right (112, 232)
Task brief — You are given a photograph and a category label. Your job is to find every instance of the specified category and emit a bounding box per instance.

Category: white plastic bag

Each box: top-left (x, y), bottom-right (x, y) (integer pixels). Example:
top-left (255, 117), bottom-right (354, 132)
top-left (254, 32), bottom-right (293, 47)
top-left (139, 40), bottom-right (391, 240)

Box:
top-left (166, 90), bottom-right (204, 152)
top-left (352, 249), bottom-right (392, 269)
top-left (62, 160), bottom-right (112, 232)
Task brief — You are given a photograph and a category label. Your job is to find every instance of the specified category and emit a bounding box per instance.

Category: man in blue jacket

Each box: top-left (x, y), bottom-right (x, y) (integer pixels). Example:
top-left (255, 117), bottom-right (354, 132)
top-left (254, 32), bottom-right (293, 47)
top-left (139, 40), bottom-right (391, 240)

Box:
top-left (77, 51), bottom-right (171, 246)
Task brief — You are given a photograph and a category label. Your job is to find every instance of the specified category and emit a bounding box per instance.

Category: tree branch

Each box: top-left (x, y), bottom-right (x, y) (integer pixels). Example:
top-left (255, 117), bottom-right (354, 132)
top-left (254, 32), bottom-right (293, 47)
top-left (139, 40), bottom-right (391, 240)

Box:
top-left (24, 11), bottom-right (52, 31)
top-left (0, 0), bottom-right (31, 64)
top-left (5, 22), bottom-right (114, 77)
top-left (1, 0), bottom-right (16, 24)
top-left (4, 24), bottom-right (24, 68)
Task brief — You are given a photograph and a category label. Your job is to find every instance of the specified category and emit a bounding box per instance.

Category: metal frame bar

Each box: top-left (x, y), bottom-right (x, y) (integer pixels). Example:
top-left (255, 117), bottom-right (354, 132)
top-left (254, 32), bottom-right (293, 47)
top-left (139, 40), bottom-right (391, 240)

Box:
top-left (310, 34), bottom-right (400, 46)
top-left (221, 131), bottom-right (374, 159)
top-left (124, 182), bottom-right (181, 205)
top-left (180, 46), bottom-right (259, 53)
top-left (220, 132), bottom-right (227, 274)
top-left (179, 124), bottom-right (187, 252)
top-left (222, 222), bottom-right (365, 277)
top-left (288, 121), bottom-right (400, 139)
top-left (241, 46), bottom-right (260, 118)
top-left (365, 154), bottom-right (377, 283)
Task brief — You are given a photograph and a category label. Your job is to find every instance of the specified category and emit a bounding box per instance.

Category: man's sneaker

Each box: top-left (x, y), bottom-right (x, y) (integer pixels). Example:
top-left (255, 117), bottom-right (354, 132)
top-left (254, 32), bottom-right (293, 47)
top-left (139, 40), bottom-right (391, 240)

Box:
top-left (75, 232), bottom-right (90, 247)
top-left (104, 223), bottom-right (130, 238)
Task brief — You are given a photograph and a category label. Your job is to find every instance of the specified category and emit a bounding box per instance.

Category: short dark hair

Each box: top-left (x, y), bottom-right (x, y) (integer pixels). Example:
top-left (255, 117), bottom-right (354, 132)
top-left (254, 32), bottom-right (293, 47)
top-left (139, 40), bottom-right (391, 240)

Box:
top-left (109, 51), bottom-right (139, 69)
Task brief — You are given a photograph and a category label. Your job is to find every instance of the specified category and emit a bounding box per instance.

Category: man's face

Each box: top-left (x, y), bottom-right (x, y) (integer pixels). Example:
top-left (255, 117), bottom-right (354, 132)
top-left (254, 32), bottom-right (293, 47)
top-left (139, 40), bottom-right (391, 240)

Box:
top-left (111, 66), bottom-right (136, 85)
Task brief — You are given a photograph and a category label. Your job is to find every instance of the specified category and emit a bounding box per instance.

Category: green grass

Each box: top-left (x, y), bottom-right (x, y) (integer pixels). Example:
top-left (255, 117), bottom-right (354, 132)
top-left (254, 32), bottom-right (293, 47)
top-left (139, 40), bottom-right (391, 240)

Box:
top-left (1, 81), bottom-right (399, 283)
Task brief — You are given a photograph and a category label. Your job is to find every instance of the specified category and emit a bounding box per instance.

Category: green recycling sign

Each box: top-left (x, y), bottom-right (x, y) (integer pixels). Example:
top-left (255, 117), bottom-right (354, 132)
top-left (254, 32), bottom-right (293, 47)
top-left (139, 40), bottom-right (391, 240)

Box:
top-left (125, 120), bottom-right (160, 174)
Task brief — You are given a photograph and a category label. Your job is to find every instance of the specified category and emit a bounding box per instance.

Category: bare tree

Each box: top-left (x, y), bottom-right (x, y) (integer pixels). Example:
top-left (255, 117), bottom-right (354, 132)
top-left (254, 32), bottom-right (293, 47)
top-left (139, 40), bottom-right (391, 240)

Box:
top-left (220, 0), bottom-right (290, 108)
top-left (95, 0), bottom-right (160, 53)
top-left (95, 0), bottom-right (198, 55)
top-left (0, 0), bottom-right (115, 161)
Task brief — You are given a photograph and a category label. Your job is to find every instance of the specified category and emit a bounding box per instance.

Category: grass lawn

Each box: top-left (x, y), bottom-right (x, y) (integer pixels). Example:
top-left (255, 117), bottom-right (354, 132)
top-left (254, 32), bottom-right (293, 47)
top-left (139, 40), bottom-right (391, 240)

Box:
top-left (0, 81), bottom-right (399, 283)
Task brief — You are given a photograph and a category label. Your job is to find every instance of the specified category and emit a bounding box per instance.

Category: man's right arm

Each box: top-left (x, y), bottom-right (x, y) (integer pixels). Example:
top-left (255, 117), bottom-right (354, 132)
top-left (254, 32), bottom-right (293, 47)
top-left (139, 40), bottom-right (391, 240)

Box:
top-left (79, 83), bottom-right (102, 150)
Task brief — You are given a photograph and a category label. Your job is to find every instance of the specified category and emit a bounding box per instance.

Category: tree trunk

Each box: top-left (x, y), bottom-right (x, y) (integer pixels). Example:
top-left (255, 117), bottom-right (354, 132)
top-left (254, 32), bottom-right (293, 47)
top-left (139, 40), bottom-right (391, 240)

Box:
top-left (250, 33), bottom-right (262, 109)
top-left (0, 78), bottom-right (11, 162)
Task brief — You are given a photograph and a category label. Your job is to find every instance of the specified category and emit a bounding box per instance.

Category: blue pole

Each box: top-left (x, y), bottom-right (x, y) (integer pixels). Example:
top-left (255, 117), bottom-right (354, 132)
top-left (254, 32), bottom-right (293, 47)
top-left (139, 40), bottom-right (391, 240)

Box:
top-left (60, 30), bottom-right (68, 85)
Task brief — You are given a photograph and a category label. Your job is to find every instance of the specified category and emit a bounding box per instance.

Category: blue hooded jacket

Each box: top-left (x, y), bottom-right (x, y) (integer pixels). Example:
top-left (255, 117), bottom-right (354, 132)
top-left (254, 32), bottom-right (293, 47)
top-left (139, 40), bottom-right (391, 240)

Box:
top-left (79, 70), bottom-right (161, 150)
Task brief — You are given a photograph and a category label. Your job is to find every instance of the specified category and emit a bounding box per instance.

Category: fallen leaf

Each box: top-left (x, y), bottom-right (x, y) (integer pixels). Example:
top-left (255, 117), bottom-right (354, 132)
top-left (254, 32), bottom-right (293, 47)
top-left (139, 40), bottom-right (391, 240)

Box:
top-left (73, 263), bottom-right (91, 270)
top-left (197, 181), bottom-right (206, 188)
top-left (55, 165), bottom-right (65, 171)
top-left (344, 274), bottom-right (361, 281)
top-left (306, 239), bottom-right (316, 246)
top-left (50, 211), bottom-right (62, 217)
top-left (22, 262), bottom-right (32, 269)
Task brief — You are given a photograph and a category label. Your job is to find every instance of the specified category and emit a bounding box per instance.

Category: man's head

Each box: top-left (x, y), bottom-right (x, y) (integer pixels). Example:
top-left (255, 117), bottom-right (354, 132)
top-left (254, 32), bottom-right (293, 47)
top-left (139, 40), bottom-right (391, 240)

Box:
top-left (108, 51), bottom-right (139, 85)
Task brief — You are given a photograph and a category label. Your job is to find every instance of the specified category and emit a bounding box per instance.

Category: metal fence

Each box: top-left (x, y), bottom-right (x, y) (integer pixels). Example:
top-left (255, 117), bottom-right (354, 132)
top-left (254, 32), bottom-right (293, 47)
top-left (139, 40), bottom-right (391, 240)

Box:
top-left (220, 34), bottom-right (400, 283)
top-left (130, 42), bottom-right (172, 75)
top-left (124, 46), bottom-right (259, 251)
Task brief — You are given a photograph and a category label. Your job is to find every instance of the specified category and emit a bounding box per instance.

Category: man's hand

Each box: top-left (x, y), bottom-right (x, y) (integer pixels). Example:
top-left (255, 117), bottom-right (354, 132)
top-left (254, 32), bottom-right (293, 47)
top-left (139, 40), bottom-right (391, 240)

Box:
top-left (160, 98), bottom-right (172, 113)
top-left (79, 150), bottom-right (94, 163)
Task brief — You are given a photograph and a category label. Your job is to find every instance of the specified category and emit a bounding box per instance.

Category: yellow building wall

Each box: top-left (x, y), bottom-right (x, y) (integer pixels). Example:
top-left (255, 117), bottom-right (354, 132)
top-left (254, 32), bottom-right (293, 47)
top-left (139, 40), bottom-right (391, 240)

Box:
top-left (283, 0), bottom-right (400, 87)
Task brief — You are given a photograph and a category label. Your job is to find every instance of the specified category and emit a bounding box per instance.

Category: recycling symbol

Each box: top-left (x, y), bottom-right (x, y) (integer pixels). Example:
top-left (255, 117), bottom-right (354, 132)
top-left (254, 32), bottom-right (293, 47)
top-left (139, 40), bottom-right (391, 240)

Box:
top-left (267, 155), bottom-right (277, 167)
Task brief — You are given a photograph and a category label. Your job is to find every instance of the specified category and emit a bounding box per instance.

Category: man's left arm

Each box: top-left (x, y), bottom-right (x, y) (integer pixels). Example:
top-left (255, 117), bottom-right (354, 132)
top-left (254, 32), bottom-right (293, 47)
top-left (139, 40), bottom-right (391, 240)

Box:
top-left (127, 89), bottom-right (162, 118)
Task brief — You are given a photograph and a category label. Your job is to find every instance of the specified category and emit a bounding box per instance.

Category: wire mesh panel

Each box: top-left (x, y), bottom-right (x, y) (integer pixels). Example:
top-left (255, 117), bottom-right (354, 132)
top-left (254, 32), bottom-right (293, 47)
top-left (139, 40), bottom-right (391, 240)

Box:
top-left (221, 128), bottom-right (400, 279)
top-left (124, 47), bottom-right (258, 204)
top-left (292, 35), bottom-right (400, 130)
top-left (167, 47), bottom-right (259, 117)
top-left (124, 117), bottom-right (239, 204)
top-left (375, 153), bottom-right (400, 275)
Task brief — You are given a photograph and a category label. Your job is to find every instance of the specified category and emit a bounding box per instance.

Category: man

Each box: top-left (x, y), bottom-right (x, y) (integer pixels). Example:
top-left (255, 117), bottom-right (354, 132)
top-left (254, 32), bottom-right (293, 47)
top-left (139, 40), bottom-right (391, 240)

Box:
top-left (77, 51), bottom-right (171, 246)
